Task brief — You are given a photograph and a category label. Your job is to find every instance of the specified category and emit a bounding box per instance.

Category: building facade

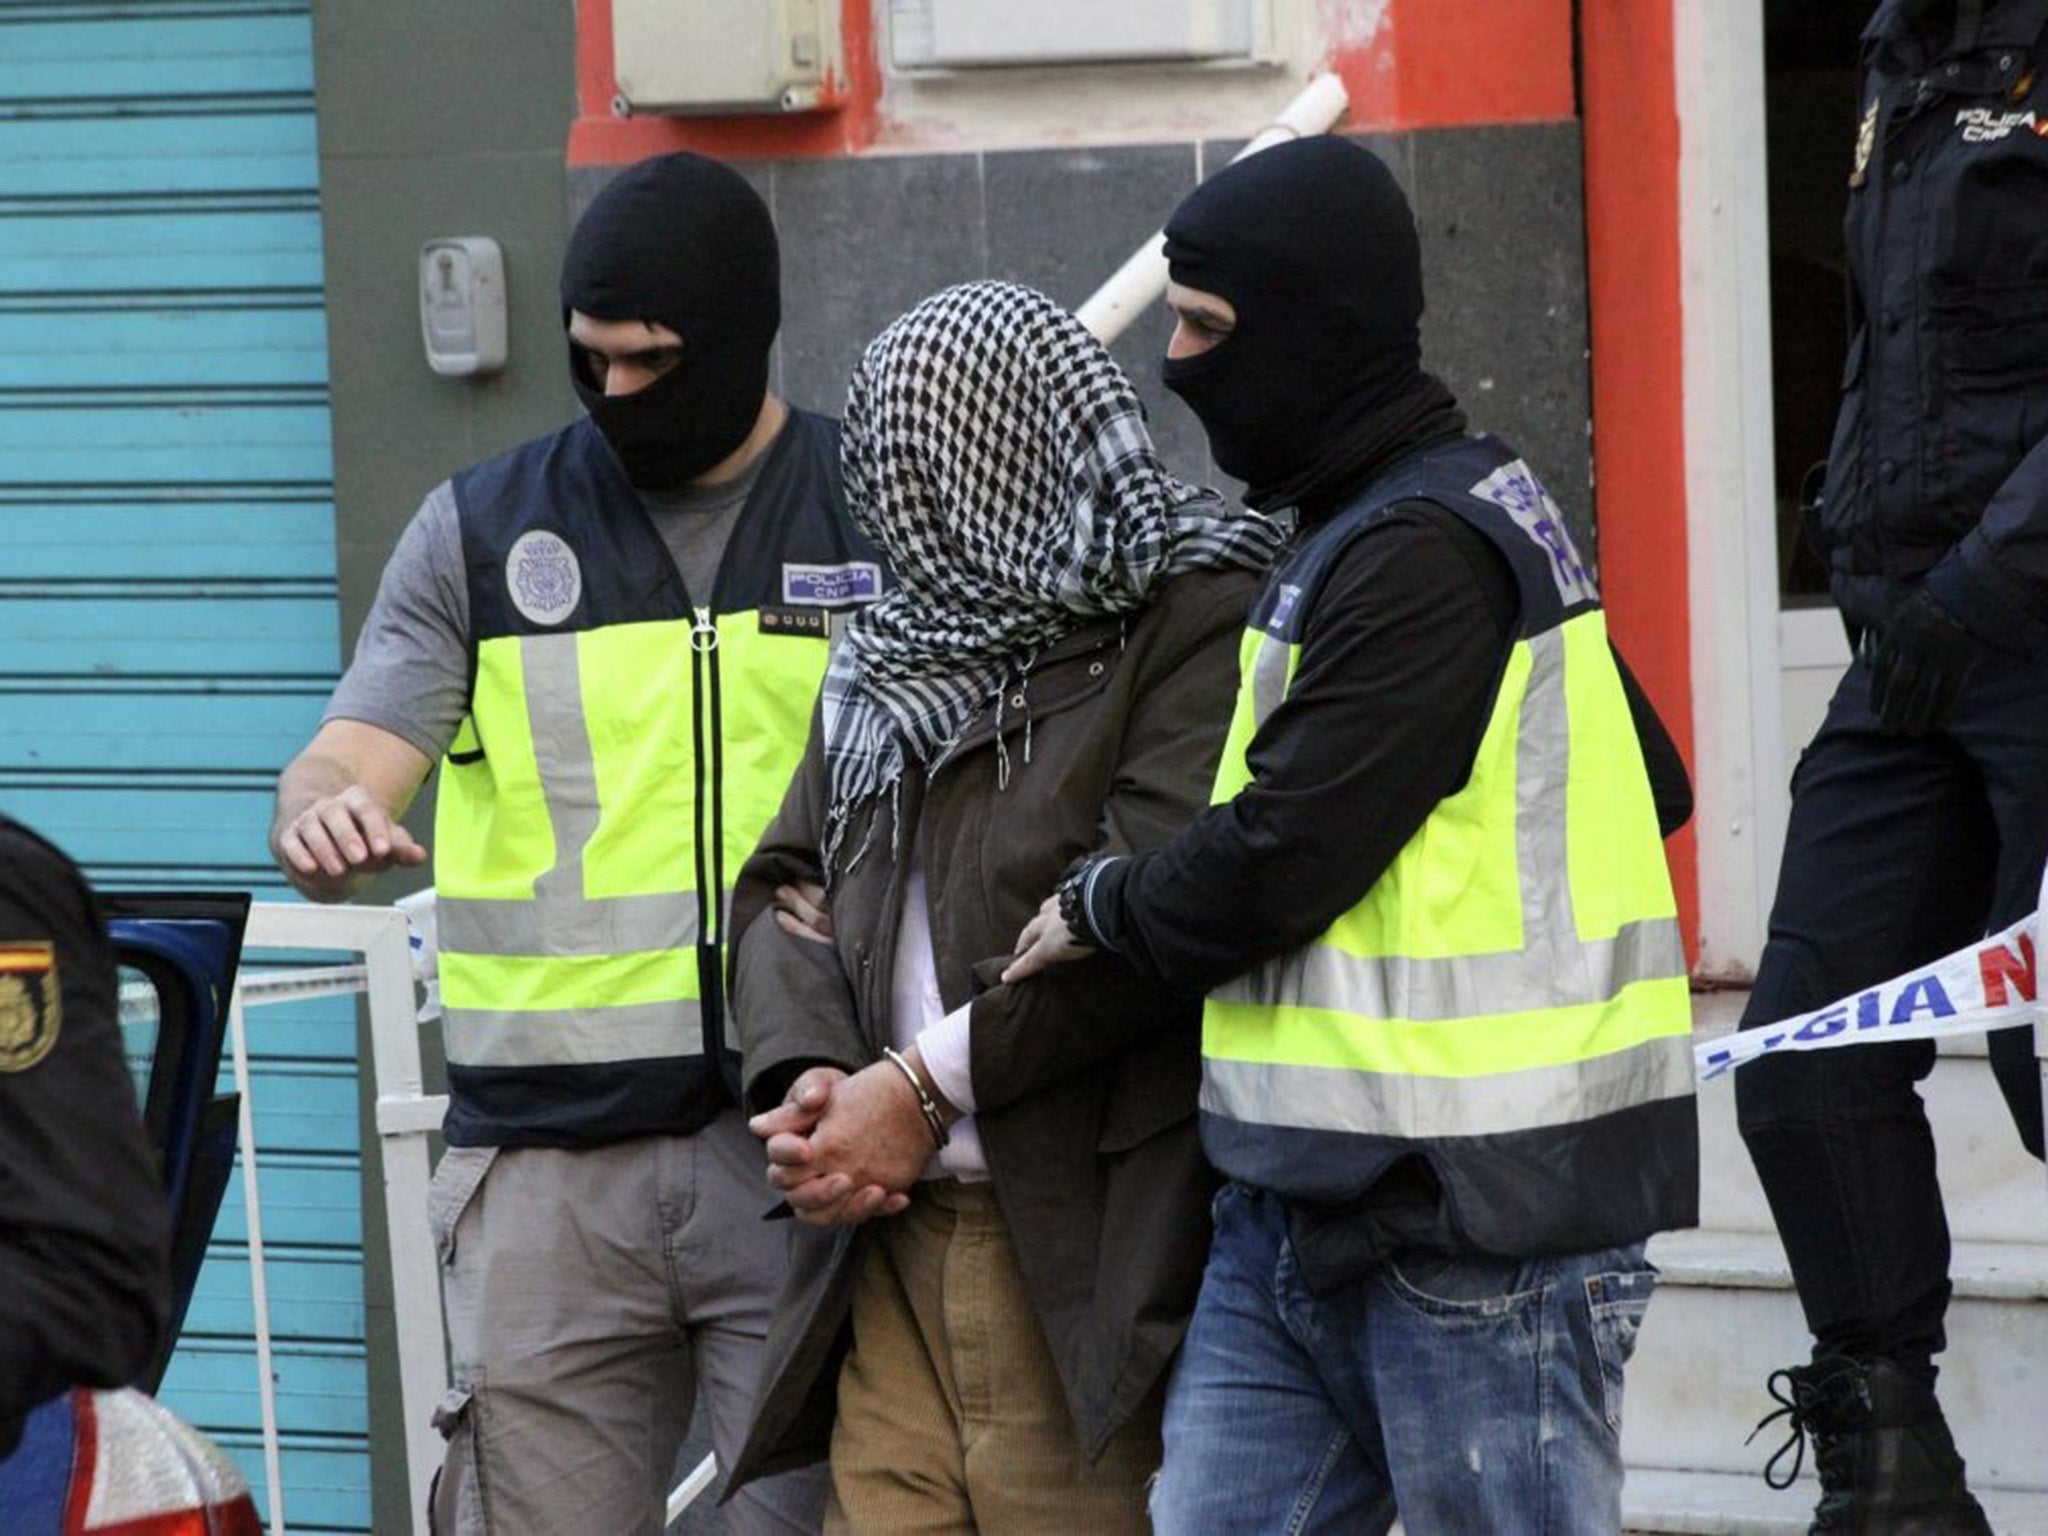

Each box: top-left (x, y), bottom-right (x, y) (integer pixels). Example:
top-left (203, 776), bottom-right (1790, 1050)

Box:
top-left (3, 0), bottom-right (1885, 1525)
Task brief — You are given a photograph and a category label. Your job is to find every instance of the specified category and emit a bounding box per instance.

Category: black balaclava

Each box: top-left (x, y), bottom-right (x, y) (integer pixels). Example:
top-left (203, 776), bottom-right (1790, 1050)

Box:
top-left (1162, 136), bottom-right (1461, 512)
top-left (560, 152), bottom-right (780, 490)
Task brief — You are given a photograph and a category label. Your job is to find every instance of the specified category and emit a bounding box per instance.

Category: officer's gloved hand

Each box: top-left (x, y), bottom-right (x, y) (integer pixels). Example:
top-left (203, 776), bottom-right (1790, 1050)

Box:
top-left (1866, 587), bottom-right (1988, 737)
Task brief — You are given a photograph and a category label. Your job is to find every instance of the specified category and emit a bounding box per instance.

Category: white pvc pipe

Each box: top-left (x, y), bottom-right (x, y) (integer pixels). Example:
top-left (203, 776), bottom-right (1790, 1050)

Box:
top-left (361, 910), bottom-right (447, 1532)
top-left (1075, 72), bottom-right (1351, 344)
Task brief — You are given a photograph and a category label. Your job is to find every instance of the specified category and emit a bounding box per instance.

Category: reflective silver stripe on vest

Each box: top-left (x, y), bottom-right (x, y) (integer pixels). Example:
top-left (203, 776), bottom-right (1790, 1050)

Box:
top-left (1213, 626), bottom-right (1685, 1020)
top-left (1251, 624), bottom-right (1293, 726)
top-left (437, 891), bottom-right (701, 957)
top-left (444, 998), bottom-right (705, 1068)
top-left (1201, 1030), bottom-right (1695, 1140)
top-left (521, 632), bottom-right (602, 908)
top-left (1215, 915), bottom-right (1684, 1020)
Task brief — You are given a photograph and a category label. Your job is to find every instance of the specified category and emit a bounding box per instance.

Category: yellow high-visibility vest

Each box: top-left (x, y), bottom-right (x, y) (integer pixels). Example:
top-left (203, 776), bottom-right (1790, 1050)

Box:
top-left (431, 411), bottom-right (883, 1145)
top-left (1200, 436), bottom-right (1697, 1254)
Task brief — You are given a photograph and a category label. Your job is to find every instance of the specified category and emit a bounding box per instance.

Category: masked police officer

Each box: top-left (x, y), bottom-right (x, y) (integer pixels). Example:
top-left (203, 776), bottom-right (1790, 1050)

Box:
top-left (1008, 136), bottom-right (1698, 1536)
top-left (1735, 2), bottom-right (2048, 1530)
top-left (272, 153), bottom-right (884, 1534)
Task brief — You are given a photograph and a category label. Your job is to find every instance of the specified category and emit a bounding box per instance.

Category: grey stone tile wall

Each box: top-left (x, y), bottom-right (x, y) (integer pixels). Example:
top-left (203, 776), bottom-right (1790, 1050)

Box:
top-left (983, 144), bottom-right (1210, 476)
top-left (771, 153), bottom-right (988, 403)
top-left (574, 122), bottom-right (1595, 556)
top-left (1408, 124), bottom-right (1594, 557)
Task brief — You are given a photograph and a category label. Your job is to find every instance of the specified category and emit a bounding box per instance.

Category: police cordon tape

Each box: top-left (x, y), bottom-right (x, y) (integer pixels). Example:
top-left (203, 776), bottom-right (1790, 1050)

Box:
top-left (1695, 911), bottom-right (2039, 1083)
top-left (117, 964), bottom-right (370, 1024)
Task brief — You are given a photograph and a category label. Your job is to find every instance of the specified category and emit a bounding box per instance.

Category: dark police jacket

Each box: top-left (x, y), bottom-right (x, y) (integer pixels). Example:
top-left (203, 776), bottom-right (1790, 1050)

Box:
top-left (0, 818), bottom-right (168, 1455)
top-left (1819, 0), bottom-right (2048, 642)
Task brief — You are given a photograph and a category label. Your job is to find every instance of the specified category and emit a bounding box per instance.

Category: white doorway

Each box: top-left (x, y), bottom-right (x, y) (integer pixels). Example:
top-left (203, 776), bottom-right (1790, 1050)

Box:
top-left (1673, 0), bottom-right (1866, 977)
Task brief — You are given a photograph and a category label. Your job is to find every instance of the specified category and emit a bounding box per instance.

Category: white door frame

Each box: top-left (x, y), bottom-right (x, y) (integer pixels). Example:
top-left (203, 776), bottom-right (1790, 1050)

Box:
top-left (1673, 0), bottom-right (1789, 981)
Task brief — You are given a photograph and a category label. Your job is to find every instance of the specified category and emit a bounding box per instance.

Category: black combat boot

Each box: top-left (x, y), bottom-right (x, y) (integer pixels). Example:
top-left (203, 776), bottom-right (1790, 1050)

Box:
top-left (1749, 1356), bottom-right (1993, 1534)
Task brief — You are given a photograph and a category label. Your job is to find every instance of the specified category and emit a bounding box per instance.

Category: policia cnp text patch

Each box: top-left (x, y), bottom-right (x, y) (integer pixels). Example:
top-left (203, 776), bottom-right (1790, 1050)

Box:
top-left (0, 940), bottom-right (60, 1072)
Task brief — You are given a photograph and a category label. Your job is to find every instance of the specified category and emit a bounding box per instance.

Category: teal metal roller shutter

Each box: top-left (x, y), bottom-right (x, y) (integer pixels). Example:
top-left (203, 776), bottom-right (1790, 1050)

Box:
top-left (0, 3), bottom-right (366, 1529)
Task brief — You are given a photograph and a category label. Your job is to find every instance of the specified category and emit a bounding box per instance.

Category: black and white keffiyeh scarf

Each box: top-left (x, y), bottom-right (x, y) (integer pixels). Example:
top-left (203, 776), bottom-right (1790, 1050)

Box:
top-left (820, 280), bottom-right (1286, 875)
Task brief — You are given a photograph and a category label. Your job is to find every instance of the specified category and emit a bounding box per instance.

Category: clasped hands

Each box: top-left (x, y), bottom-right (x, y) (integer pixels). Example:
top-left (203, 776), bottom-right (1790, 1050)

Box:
top-left (750, 875), bottom-right (1092, 1227)
top-left (750, 1060), bottom-right (932, 1227)
top-left (753, 880), bottom-right (944, 1227)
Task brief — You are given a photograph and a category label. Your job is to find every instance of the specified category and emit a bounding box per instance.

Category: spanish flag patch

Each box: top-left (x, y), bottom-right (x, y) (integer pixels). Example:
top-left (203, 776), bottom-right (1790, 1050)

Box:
top-left (0, 941), bottom-right (60, 1072)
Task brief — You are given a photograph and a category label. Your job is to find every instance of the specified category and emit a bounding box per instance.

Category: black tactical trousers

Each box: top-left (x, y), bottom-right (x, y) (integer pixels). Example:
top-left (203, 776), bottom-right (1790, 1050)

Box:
top-left (1736, 648), bottom-right (2047, 1381)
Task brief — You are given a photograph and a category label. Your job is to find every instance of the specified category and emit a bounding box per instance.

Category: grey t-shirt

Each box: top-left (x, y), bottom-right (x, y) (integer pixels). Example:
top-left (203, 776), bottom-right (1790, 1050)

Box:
top-left (324, 444), bottom-right (768, 761)
top-left (641, 453), bottom-right (758, 605)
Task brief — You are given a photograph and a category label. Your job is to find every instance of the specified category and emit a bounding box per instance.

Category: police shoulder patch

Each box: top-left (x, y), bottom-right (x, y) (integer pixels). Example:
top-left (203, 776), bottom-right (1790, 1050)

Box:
top-left (506, 530), bottom-right (582, 627)
top-left (1470, 458), bottom-right (1598, 606)
top-left (0, 940), bottom-right (60, 1072)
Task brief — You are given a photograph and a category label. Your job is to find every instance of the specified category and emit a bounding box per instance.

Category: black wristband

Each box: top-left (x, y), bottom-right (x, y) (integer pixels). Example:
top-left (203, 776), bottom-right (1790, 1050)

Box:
top-left (1055, 855), bottom-right (1107, 948)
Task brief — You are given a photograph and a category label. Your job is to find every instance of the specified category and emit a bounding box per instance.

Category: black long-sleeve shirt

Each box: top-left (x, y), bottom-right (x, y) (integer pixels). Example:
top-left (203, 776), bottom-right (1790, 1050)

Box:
top-left (1088, 502), bottom-right (1691, 990)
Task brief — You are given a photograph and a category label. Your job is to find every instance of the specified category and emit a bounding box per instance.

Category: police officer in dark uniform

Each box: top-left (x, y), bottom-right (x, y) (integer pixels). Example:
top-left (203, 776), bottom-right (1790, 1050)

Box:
top-left (1737, 1), bottom-right (2048, 1528)
top-left (0, 816), bottom-right (169, 1458)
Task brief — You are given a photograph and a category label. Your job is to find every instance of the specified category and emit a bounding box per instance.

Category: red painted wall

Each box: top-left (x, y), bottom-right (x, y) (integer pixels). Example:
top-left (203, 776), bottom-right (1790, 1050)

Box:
top-left (1330, 0), bottom-right (1576, 130)
top-left (1579, 0), bottom-right (1700, 957)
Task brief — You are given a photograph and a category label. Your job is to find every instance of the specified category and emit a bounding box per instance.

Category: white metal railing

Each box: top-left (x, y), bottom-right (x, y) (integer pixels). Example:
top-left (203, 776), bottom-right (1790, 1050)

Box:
top-left (231, 902), bottom-right (438, 1531)
top-left (223, 899), bottom-right (715, 1534)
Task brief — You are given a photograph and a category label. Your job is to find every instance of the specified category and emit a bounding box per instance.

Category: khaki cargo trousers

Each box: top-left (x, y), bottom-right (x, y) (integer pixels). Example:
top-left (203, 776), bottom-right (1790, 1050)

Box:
top-left (427, 1108), bottom-right (826, 1535)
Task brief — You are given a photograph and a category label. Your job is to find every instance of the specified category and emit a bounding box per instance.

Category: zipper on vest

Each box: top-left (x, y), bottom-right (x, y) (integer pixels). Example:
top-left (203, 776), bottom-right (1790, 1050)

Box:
top-left (690, 606), bottom-right (727, 1028)
top-left (701, 607), bottom-right (727, 948)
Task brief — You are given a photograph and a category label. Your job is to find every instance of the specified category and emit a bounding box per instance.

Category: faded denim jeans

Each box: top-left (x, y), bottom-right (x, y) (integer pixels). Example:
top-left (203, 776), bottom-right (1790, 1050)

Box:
top-left (1150, 1182), bottom-right (1657, 1535)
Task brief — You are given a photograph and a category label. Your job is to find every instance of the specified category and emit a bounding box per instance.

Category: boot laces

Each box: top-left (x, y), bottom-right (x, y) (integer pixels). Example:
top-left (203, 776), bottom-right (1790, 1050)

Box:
top-left (1746, 1368), bottom-right (1812, 1490)
top-left (1746, 1362), bottom-right (1867, 1492)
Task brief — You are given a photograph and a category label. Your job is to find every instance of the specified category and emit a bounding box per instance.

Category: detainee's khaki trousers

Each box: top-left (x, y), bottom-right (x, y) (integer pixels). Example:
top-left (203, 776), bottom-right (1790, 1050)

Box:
top-left (826, 1180), bottom-right (1161, 1536)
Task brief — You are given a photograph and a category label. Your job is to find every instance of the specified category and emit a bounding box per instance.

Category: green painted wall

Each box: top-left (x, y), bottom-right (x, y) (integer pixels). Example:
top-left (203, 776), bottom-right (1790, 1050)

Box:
top-left (310, 4), bottom-right (575, 1526)
top-left (313, 0), bottom-right (578, 647)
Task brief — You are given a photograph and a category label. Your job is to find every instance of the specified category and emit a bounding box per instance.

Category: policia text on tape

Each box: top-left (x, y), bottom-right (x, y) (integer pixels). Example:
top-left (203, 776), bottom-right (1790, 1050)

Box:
top-left (1697, 914), bottom-right (2038, 1084)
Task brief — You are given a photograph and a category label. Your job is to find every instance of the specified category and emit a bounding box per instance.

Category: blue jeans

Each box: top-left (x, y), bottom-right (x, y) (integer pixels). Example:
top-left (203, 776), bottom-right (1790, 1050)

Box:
top-left (1151, 1183), bottom-right (1658, 1536)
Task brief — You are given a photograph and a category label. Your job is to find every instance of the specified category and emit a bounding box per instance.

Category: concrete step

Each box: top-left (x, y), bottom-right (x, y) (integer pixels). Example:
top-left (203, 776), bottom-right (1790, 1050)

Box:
top-left (1623, 1467), bottom-right (2048, 1534)
top-left (1624, 1229), bottom-right (2048, 1491)
top-left (1691, 992), bottom-right (2048, 1245)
